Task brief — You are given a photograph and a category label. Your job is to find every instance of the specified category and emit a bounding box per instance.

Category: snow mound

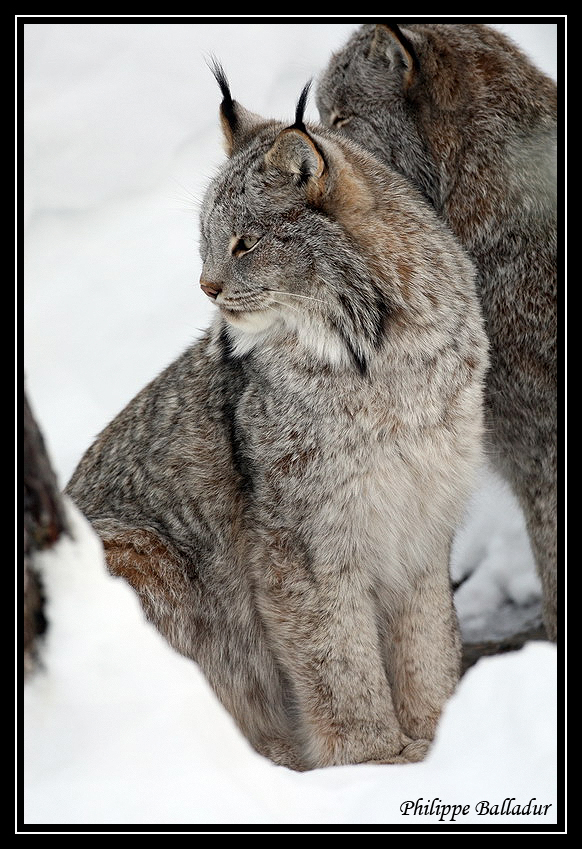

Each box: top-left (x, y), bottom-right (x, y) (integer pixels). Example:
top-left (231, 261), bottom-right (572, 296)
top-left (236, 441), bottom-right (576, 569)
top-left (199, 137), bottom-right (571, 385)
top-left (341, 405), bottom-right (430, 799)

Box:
top-left (23, 501), bottom-right (558, 827)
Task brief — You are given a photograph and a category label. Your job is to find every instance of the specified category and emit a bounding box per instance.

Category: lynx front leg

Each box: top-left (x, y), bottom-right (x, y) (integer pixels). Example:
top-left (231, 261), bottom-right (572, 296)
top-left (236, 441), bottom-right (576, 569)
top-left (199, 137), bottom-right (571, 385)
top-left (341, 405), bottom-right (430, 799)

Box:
top-left (388, 553), bottom-right (462, 743)
top-left (254, 540), bottom-right (415, 769)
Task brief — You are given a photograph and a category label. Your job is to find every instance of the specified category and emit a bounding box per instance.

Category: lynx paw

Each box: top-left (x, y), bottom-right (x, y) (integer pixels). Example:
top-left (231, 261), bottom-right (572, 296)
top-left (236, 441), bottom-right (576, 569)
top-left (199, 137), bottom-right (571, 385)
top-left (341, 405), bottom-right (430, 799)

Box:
top-left (396, 738), bottom-right (431, 762)
top-left (259, 738), bottom-right (307, 772)
top-left (367, 738), bottom-right (431, 765)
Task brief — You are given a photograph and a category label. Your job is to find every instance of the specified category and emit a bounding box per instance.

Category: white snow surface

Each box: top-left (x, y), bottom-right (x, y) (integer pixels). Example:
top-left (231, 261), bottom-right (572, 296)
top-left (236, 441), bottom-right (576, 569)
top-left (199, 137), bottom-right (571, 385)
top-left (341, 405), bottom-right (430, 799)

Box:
top-left (24, 502), bottom-right (557, 827)
top-left (22, 20), bottom-right (560, 828)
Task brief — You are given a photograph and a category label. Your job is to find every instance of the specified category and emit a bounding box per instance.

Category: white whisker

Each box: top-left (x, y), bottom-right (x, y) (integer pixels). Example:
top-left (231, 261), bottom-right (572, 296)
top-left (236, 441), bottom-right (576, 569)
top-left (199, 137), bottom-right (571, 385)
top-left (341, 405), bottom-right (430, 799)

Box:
top-left (268, 297), bottom-right (302, 315)
top-left (263, 289), bottom-right (328, 306)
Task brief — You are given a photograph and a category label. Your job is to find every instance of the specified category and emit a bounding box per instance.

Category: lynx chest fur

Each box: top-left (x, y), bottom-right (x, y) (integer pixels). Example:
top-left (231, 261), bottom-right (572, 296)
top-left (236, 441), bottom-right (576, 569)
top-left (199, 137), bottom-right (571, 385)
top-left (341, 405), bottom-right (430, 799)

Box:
top-left (66, 70), bottom-right (487, 770)
top-left (228, 328), bottom-right (478, 603)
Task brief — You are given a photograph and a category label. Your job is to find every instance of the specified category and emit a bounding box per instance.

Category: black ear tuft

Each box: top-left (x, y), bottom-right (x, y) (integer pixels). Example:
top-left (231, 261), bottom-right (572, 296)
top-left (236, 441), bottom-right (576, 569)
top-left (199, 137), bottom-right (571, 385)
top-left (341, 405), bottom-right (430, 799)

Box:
top-left (265, 78), bottom-right (326, 190)
top-left (290, 80), bottom-right (312, 134)
top-left (207, 56), bottom-right (238, 135)
top-left (373, 22), bottom-right (419, 73)
top-left (382, 21), bottom-right (418, 65)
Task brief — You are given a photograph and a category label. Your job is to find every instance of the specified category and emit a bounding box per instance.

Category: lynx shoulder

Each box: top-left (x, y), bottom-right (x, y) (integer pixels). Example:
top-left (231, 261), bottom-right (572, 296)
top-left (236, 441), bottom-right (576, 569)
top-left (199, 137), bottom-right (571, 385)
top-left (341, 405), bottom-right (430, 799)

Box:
top-left (317, 23), bottom-right (557, 640)
top-left (66, 68), bottom-right (488, 769)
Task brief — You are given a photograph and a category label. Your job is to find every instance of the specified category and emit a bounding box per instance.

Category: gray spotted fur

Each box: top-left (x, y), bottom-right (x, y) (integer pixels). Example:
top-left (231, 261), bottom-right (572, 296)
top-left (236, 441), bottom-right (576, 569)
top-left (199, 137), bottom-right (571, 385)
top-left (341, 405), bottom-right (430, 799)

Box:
top-left (316, 23), bottom-right (557, 639)
top-left (66, 81), bottom-right (488, 769)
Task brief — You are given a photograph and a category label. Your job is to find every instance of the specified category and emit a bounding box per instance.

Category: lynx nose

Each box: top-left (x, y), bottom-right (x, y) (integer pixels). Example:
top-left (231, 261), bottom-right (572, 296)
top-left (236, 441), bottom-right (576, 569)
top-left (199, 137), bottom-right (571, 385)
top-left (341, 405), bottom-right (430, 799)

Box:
top-left (200, 279), bottom-right (222, 300)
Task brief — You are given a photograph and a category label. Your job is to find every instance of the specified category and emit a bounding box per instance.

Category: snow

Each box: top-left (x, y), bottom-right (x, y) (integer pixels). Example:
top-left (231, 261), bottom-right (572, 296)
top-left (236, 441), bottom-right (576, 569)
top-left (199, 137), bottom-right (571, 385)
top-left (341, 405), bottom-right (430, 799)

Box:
top-left (23, 503), bottom-right (558, 827)
top-left (21, 20), bottom-right (560, 829)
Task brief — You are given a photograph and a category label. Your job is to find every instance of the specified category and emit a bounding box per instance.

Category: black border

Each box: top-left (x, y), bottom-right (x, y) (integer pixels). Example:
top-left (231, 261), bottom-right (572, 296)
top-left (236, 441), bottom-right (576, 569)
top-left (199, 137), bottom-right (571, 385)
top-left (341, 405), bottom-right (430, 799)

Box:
top-left (16, 13), bottom-right (566, 836)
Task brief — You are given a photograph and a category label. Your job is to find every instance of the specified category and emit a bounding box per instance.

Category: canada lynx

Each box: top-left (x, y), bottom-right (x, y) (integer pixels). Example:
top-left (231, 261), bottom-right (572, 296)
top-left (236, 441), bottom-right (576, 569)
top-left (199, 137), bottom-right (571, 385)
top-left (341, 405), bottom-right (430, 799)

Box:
top-left (316, 23), bottom-right (558, 639)
top-left (66, 68), bottom-right (488, 770)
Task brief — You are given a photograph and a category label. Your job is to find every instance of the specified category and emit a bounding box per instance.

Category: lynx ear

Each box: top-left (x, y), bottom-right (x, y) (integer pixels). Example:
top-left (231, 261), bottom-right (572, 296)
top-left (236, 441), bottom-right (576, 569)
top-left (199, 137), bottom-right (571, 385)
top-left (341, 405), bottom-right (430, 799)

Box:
top-left (371, 23), bottom-right (418, 82)
top-left (264, 81), bottom-right (326, 194)
top-left (265, 127), bottom-right (325, 183)
top-left (209, 58), bottom-right (263, 156)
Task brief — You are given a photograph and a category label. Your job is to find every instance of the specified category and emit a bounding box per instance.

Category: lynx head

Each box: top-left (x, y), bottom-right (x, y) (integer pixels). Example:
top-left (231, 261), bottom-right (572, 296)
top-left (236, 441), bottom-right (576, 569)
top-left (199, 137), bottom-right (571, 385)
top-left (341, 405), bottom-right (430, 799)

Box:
top-left (316, 23), bottom-right (557, 214)
top-left (315, 24), bottom-right (445, 208)
top-left (198, 61), bottom-right (410, 375)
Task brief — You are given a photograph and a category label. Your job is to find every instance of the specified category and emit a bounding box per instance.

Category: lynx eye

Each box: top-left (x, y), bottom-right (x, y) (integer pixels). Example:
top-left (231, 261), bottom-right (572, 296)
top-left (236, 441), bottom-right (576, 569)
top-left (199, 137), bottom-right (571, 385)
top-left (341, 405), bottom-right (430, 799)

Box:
top-left (231, 234), bottom-right (261, 257)
top-left (331, 113), bottom-right (352, 128)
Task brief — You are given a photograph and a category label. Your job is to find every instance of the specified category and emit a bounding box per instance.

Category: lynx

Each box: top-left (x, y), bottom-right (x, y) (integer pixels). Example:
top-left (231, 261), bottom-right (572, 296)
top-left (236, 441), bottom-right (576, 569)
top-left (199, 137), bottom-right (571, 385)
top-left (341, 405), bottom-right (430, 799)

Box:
top-left (316, 23), bottom-right (558, 639)
top-left (66, 66), bottom-right (488, 770)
